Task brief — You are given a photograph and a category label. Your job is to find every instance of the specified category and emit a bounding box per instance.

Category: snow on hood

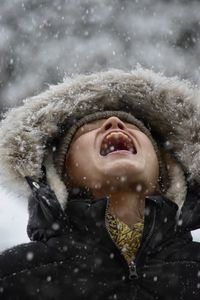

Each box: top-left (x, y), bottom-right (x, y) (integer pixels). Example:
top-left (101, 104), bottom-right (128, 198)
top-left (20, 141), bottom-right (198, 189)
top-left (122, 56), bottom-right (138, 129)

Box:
top-left (0, 67), bottom-right (200, 208)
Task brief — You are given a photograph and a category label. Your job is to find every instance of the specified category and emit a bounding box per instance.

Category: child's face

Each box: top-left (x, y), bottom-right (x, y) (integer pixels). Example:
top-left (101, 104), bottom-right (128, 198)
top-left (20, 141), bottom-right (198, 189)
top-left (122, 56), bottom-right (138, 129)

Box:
top-left (65, 116), bottom-right (159, 196)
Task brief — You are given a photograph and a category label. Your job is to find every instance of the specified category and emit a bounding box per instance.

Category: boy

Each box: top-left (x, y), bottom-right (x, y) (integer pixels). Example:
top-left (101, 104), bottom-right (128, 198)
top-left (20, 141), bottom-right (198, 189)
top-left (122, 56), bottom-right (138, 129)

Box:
top-left (0, 69), bottom-right (200, 299)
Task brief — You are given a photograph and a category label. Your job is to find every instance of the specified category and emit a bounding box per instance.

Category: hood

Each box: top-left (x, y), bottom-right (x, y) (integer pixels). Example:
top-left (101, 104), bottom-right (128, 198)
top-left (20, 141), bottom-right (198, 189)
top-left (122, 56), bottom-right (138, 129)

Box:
top-left (0, 67), bottom-right (199, 208)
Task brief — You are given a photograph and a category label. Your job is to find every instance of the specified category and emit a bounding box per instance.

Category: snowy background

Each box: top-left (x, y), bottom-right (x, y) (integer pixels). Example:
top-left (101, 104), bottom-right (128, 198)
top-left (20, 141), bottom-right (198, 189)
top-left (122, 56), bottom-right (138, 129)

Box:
top-left (1, 0), bottom-right (200, 251)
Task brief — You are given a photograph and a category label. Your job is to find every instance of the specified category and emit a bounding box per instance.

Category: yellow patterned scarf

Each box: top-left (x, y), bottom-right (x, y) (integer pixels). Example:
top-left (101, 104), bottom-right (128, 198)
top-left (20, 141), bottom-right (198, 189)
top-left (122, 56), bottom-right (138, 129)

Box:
top-left (106, 212), bottom-right (144, 264)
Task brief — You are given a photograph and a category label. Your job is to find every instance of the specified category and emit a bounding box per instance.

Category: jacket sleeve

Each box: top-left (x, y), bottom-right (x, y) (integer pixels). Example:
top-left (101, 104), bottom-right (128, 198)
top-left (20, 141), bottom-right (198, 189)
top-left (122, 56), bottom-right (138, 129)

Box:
top-left (25, 167), bottom-right (68, 242)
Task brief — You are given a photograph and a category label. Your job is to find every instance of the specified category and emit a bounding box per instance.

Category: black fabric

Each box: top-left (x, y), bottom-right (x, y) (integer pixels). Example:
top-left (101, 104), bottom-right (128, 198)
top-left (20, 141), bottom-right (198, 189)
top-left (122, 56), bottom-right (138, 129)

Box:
top-left (0, 177), bottom-right (200, 299)
top-left (176, 179), bottom-right (200, 233)
top-left (25, 174), bottom-right (68, 242)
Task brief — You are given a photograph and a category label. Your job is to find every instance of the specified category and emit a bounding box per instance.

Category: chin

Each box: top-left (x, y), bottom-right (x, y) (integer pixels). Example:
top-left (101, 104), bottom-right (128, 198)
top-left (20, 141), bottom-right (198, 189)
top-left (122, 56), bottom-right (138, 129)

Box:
top-left (101, 165), bottom-right (144, 185)
top-left (102, 159), bottom-right (143, 176)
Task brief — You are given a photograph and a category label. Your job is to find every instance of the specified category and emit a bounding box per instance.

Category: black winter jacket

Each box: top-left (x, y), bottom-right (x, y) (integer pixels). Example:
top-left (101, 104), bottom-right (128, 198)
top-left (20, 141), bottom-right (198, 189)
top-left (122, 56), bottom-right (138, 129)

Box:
top-left (0, 177), bottom-right (200, 300)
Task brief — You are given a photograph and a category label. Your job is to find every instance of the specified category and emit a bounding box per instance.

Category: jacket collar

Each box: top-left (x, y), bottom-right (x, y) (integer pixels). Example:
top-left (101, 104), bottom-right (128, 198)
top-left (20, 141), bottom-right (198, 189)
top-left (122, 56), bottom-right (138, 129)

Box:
top-left (66, 196), bottom-right (109, 238)
top-left (66, 193), bottom-right (179, 250)
top-left (177, 179), bottom-right (200, 233)
top-left (142, 195), bottom-right (179, 251)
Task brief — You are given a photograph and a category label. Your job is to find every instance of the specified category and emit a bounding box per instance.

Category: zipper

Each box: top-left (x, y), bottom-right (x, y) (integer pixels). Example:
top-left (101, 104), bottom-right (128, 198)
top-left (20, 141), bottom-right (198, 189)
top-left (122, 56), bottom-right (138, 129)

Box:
top-left (129, 261), bottom-right (138, 279)
top-left (129, 204), bottom-right (156, 279)
top-left (104, 197), bottom-right (157, 281)
top-left (104, 197), bottom-right (134, 277)
top-left (134, 203), bottom-right (156, 265)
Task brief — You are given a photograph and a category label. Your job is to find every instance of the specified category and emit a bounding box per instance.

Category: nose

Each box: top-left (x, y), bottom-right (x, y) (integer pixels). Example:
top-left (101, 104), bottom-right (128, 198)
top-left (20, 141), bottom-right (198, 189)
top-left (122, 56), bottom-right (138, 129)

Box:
top-left (102, 116), bottom-right (126, 131)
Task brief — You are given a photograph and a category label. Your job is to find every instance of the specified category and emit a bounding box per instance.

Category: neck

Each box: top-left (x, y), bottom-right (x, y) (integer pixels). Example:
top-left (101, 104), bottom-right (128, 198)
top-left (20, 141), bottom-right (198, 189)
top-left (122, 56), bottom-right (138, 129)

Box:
top-left (107, 191), bottom-right (145, 228)
top-left (93, 188), bottom-right (146, 228)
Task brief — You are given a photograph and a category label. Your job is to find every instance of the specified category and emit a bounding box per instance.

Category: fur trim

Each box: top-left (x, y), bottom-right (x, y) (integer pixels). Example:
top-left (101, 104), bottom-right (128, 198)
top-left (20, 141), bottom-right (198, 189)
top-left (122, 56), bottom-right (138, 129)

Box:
top-left (164, 153), bottom-right (187, 207)
top-left (43, 153), bottom-right (68, 209)
top-left (0, 67), bottom-right (199, 206)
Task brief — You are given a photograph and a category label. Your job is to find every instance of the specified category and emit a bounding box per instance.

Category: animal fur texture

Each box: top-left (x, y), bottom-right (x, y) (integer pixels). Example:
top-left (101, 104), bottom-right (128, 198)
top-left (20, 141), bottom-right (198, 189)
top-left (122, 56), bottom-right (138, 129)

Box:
top-left (0, 67), bottom-right (199, 207)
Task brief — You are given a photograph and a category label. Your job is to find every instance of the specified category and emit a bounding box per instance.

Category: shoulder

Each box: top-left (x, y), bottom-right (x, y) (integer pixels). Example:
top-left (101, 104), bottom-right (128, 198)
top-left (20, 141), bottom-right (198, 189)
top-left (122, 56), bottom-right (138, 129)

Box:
top-left (0, 240), bottom-right (58, 279)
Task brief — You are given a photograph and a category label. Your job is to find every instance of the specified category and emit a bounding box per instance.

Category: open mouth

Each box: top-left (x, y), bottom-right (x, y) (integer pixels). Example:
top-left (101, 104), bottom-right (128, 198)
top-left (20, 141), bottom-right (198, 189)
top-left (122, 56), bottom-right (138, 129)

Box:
top-left (100, 132), bottom-right (137, 156)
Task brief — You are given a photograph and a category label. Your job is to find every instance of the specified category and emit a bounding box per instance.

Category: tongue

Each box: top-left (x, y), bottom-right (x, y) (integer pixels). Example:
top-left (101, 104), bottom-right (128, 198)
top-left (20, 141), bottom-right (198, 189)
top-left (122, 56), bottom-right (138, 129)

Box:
top-left (106, 139), bottom-right (129, 155)
top-left (100, 136), bottom-right (135, 156)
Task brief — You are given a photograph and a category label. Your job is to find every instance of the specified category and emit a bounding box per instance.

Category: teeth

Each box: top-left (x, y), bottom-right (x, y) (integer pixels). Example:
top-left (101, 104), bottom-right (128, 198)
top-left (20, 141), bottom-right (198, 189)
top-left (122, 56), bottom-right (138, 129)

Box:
top-left (106, 132), bottom-right (131, 143)
top-left (100, 132), bottom-right (137, 156)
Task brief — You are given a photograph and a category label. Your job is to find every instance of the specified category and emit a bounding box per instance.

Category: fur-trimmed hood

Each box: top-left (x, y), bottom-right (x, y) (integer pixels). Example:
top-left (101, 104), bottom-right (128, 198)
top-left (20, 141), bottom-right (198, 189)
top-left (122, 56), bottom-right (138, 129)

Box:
top-left (0, 67), bottom-right (200, 208)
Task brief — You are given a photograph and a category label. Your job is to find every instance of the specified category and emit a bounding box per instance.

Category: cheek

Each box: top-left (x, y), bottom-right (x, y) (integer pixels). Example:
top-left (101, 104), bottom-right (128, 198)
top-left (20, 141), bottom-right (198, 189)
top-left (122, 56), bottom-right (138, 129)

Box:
top-left (147, 149), bottom-right (159, 182)
top-left (65, 136), bottom-right (95, 184)
top-left (66, 144), bottom-right (85, 174)
top-left (141, 138), bottom-right (159, 178)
